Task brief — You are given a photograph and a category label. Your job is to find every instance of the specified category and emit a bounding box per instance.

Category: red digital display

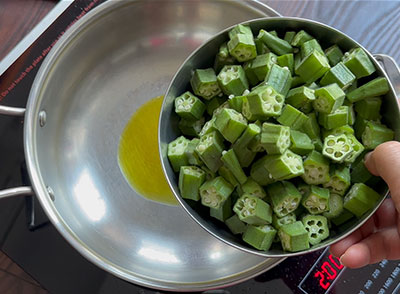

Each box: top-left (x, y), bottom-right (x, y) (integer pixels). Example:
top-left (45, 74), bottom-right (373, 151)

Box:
top-left (299, 249), bottom-right (345, 294)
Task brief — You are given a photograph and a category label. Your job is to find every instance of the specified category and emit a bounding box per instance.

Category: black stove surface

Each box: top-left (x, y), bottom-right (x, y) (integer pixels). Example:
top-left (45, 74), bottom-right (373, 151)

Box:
top-left (1, 1), bottom-right (399, 293)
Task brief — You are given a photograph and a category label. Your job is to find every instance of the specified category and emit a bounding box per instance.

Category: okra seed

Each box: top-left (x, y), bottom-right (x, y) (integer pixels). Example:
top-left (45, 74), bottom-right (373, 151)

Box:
top-left (334, 151), bottom-right (343, 157)
top-left (326, 148), bottom-right (334, 154)
top-left (327, 140), bottom-right (335, 146)
top-left (311, 233), bottom-right (317, 238)
top-left (273, 105), bottom-right (280, 112)
top-left (318, 229), bottom-right (324, 234)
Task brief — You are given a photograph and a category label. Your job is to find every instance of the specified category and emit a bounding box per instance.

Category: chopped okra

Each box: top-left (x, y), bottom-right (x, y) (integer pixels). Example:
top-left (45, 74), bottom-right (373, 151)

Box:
top-left (323, 165), bottom-right (351, 196)
top-left (179, 166), bottom-right (206, 201)
top-left (343, 183), bottom-right (380, 218)
top-left (302, 214), bottom-right (329, 245)
top-left (191, 68), bottom-right (222, 100)
top-left (175, 91), bottom-right (206, 120)
top-left (302, 185), bottom-right (330, 215)
top-left (167, 26), bottom-right (393, 253)
top-left (278, 221), bottom-right (310, 252)
top-left (322, 134), bottom-right (353, 163)
top-left (200, 176), bottom-right (233, 209)
top-left (233, 195), bottom-right (272, 225)
top-left (302, 151), bottom-right (330, 185)
top-left (217, 65), bottom-right (249, 96)
top-left (243, 224), bottom-right (277, 251)
top-left (261, 122), bottom-right (291, 154)
top-left (266, 181), bottom-right (302, 217)
top-left (214, 108), bottom-right (247, 143)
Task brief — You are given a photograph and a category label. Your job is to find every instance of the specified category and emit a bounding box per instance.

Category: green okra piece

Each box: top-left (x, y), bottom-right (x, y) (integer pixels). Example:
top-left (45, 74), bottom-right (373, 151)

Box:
top-left (185, 138), bottom-right (202, 166)
top-left (300, 39), bottom-right (324, 59)
top-left (354, 96), bottom-right (382, 120)
top-left (254, 34), bottom-right (270, 55)
top-left (214, 42), bottom-right (236, 73)
top-left (277, 104), bottom-right (308, 130)
top-left (243, 224), bottom-right (277, 251)
top-left (302, 150), bottom-right (330, 185)
top-left (278, 221), bottom-right (310, 252)
top-left (343, 183), bottom-right (381, 218)
top-left (201, 165), bottom-right (217, 181)
top-left (320, 62), bottom-right (356, 90)
top-left (323, 125), bottom-right (355, 138)
top-left (312, 138), bottom-right (324, 153)
top-left (179, 166), bottom-right (206, 201)
top-left (168, 136), bottom-right (190, 172)
top-left (228, 24), bottom-right (253, 39)
top-left (307, 82), bottom-right (320, 90)
top-left (295, 50), bottom-right (330, 84)
top-left (260, 122), bottom-right (291, 154)
top-left (232, 123), bottom-right (260, 167)
top-left (301, 112), bottom-right (320, 140)
top-left (346, 77), bottom-right (389, 103)
top-left (325, 44), bottom-right (344, 66)
top-left (354, 115), bottom-right (371, 139)
top-left (318, 106), bottom-right (349, 130)
top-left (347, 102), bottom-right (356, 125)
top-left (174, 91), bottom-right (206, 120)
top-left (211, 101), bottom-right (230, 116)
top-left (200, 176), bottom-right (234, 209)
top-left (264, 64), bottom-right (292, 97)
top-left (221, 149), bottom-right (247, 185)
top-left (206, 96), bottom-right (227, 116)
top-left (289, 130), bottom-right (314, 155)
top-left (291, 30), bottom-right (314, 47)
top-left (217, 65), bottom-right (249, 96)
top-left (290, 75), bottom-right (305, 88)
top-left (214, 108), bottom-right (247, 143)
top-left (331, 208), bottom-right (354, 226)
top-left (323, 165), bottom-right (351, 196)
top-left (250, 155), bottom-right (276, 186)
top-left (258, 29), bottom-right (294, 55)
top-left (210, 196), bottom-right (232, 222)
top-left (323, 193), bottom-right (344, 219)
top-left (248, 130), bottom-right (265, 153)
top-left (238, 178), bottom-right (266, 199)
top-left (218, 165), bottom-right (239, 187)
top-left (225, 214), bottom-right (247, 235)
top-left (294, 52), bottom-right (302, 69)
top-left (277, 53), bottom-right (294, 75)
top-left (178, 117), bottom-right (205, 137)
top-left (264, 149), bottom-right (305, 181)
top-left (342, 47), bottom-right (376, 79)
top-left (233, 194), bottom-right (273, 225)
top-left (302, 214), bottom-right (329, 246)
top-left (322, 134), bottom-right (353, 163)
top-left (284, 31), bottom-right (296, 44)
top-left (350, 157), bottom-right (373, 183)
top-left (191, 68), bottom-right (222, 100)
top-left (242, 85), bottom-right (285, 120)
top-left (228, 33), bottom-right (257, 63)
top-left (362, 121), bottom-right (394, 150)
top-left (244, 53), bottom-right (277, 86)
top-left (300, 101), bottom-right (314, 114)
top-left (266, 181), bottom-right (302, 217)
top-left (313, 83), bottom-right (345, 114)
top-left (272, 212), bottom-right (296, 230)
top-left (199, 117), bottom-right (217, 137)
top-left (286, 86), bottom-right (315, 109)
top-left (302, 185), bottom-right (330, 215)
top-left (345, 79), bottom-right (358, 93)
top-left (195, 131), bottom-right (225, 172)
top-left (269, 30), bottom-right (278, 37)
top-left (228, 95), bottom-right (244, 113)
top-left (344, 134), bottom-right (365, 163)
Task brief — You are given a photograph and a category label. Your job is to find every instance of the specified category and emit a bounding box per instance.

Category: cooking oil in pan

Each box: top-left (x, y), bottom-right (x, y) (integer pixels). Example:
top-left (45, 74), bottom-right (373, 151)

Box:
top-left (118, 96), bottom-right (178, 206)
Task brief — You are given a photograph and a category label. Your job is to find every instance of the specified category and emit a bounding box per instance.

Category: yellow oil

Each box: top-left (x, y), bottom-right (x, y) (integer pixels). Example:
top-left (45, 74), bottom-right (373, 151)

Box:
top-left (118, 96), bottom-right (178, 206)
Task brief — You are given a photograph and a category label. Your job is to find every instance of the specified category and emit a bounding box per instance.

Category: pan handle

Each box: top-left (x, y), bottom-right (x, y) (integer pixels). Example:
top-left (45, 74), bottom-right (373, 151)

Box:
top-left (374, 54), bottom-right (400, 97)
top-left (0, 105), bottom-right (26, 116)
top-left (0, 186), bottom-right (33, 199)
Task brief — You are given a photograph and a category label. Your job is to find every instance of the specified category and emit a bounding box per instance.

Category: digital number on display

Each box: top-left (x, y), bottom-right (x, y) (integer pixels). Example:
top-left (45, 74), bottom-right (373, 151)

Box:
top-left (298, 248), bottom-right (345, 294)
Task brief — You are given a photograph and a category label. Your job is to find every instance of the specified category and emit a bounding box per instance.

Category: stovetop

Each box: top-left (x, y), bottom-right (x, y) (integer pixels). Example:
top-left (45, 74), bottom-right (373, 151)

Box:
top-left (1, 1), bottom-right (400, 293)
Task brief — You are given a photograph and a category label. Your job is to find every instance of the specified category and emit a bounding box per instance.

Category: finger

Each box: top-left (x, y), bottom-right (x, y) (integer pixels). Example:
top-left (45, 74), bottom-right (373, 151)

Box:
top-left (364, 141), bottom-right (400, 212)
top-left (340, 227), bottom-right (400, 268)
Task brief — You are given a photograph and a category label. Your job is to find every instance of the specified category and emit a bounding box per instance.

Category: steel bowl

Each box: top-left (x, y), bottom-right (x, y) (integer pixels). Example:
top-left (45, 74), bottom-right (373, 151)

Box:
top-left (159, 17), bottom-right (400, 258)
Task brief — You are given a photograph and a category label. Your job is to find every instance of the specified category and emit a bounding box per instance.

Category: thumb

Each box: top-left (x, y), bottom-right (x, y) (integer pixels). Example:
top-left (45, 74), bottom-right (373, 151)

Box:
top-left (364, 141), bottom-right (400, 212)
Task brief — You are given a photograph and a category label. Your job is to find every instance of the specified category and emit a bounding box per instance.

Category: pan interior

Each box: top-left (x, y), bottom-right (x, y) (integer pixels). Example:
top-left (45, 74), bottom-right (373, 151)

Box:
top-left (26, 0), bottom-right (283, 289)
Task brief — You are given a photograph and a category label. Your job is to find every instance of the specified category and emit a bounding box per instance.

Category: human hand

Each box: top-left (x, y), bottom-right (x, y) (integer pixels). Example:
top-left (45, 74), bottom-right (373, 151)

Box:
top-left (330, 141), bottom-right (400, 268)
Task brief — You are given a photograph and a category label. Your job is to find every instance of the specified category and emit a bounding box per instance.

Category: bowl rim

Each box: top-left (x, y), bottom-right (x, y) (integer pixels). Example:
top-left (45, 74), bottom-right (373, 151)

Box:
top-left (159, 16), bottom-right (396, 258)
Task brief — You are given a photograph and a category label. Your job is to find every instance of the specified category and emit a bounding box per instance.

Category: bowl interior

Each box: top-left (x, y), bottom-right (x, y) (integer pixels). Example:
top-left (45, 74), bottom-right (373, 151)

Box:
top-left (159, 17), bottom-right (400, 257)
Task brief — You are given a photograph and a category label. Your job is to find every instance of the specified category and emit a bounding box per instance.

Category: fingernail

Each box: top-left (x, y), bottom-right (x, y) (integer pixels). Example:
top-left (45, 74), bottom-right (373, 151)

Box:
top-left (339, 254), bottom-right (346, 266)
top-left (364, 151), bottom-right (373, 164)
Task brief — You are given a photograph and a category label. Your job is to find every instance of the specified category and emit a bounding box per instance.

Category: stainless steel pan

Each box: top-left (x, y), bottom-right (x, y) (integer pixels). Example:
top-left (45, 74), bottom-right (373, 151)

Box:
top-left (0, 0), bottom-right (286, 291)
